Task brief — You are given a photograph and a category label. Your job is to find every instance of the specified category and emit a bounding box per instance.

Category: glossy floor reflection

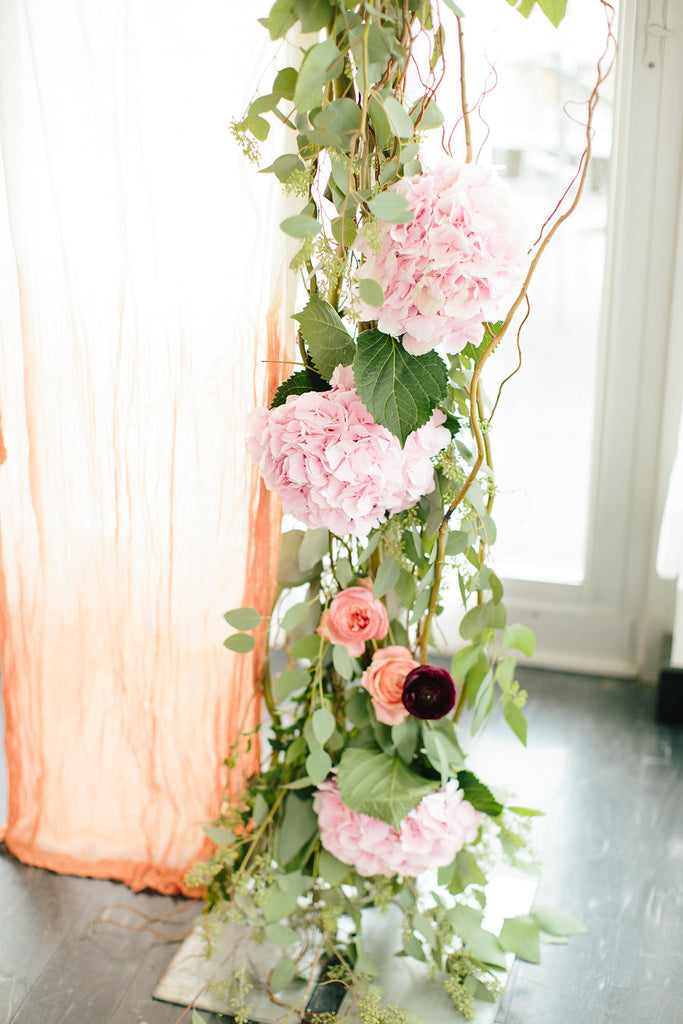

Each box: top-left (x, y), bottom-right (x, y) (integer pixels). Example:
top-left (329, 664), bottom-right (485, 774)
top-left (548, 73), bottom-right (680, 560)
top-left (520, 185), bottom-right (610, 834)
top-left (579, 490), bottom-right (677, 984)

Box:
top-left (1, 669), bottom-right (681, 1024)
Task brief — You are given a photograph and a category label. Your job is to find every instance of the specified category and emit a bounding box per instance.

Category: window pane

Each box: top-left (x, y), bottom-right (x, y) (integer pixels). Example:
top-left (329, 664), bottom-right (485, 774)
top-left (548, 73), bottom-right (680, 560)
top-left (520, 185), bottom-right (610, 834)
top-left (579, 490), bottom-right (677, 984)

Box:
top-left (425, 0), bottom-right (614, 584)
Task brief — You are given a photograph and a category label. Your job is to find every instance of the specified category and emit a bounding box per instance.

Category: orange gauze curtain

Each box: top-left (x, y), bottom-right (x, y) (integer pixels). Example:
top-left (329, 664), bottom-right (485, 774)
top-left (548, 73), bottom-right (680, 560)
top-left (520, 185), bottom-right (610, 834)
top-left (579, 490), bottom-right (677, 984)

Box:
top-left (0, 0), bottom-right (290, 893)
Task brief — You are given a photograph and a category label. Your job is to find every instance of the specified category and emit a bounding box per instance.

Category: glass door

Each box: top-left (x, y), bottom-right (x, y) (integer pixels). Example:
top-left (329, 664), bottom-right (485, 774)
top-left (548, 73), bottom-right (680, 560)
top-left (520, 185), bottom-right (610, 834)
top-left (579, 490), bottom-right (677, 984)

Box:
top-left (439, 0), bottom-right (683, 677)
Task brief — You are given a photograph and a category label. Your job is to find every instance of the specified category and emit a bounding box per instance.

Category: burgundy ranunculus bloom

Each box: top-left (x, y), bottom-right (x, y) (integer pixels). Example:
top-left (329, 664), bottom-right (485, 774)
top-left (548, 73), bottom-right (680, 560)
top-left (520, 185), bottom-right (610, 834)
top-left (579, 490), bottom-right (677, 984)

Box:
top-left (402, 665), bottom-right (457, 720)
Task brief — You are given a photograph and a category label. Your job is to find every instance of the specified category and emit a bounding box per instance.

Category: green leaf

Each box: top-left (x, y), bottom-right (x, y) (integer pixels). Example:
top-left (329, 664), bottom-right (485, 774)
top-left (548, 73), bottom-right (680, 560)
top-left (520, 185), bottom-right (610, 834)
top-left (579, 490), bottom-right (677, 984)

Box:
top-left (289, 633), bottom-right (323, 660)
top-left (299, 527), bottom-right (330, 571)
top-left (499, 915), bottom-right (541, 963)
top-left (470, 929), bottom-right (508, 969)
top-left (358, 277), bottom-right (385, 307)
top-left (312, 98), bottom-right (362, 139)
top-left (269, 956), bottom-right (299, 993)
top-left (353, 329), bottom-right (448, 446)
top-left (280, 214), bottom-right (322, 239)
top-left (440, 848), bottom-right (487, 894)
top-left (306, 748), bottom-right (332, 784)
top-left (295, 0), bottom-right (333, 32)
top-left (393, 569), bottom-right (416, 609)
top-left (273, 66), bottom-right (298, 100)
top-left (258, 0), bottom-right (297, 39)
top-left (457, 770), bottom-right (503, 816)
top-left (280, 602), bottom-right (311, 631)
top-left (192, 1010), bottom-right (209, 1024)
top-left (471, 670), bottom-right (494, 734)
top-left (202, 824), bottom-right (235, 846)
top-left (293, 37), bottom-right (342, 112)
top-left (318, 849), bottom-right (351, 885)
top-left (532, 905), bottom-right (587, 936)
top-left (422, 721), bottom-right (465, 779)
top-left (391, 717), bottom-right (419, 763)
top-left (373, 557), bottom-right (400, 599)
top-left (382, 96), bottom-right (416, 139)
top-left (450, 644), bottom-right (481, 685)
top-left (459, 603), bottom-right (488, 641)
top-left (224, 607), bottom-right (261, 630)
top-left (367, 191), bottom-right (413, 224)
top-left (276, 793), bottom-right (318, 863)
top-left (331, 217), bottom-right (357, 247)
top-left (223, 633), bottom-right (256, 653)
top-left (445, 529), bottom-right (470, 557)
top-left (253, 793), bottom-right (269, 826)
top-left (442, 0), bottom-right (465, 15)
top-left (448, 904), bottom-right (483, 945)
top-left (270, 367), bottom-right (330, 409)
top-left (246, 112), bottom-right (270, 141)
top-left (274, 668), bottom-right (311, 701)
top-left (335, 557), bottom-right (354, 588)
top-left (293, 296), bottom-right (355, 380)
top-left (312, 707), bottom-right (336, 745)
top-left (501, 622), bottom-right (536, 657)
top-left (266, 923), bottom-right (301, 945)
top-left (332, 642), bottom-right (354, 680)
top-left (536, 0), bottom-right (568, 26)
top-left (261, 153), bottom-right (306, 183)
top-left (409, 97), bottom-right (445, 129)
top-left (504, 701), bottom-right (528, 746)
top-left (278, 530), bottom-right (323, 585)
top-left (508, 805), bottom-right (545, 817)
top-left (337, 748), bottom-right (437, 831)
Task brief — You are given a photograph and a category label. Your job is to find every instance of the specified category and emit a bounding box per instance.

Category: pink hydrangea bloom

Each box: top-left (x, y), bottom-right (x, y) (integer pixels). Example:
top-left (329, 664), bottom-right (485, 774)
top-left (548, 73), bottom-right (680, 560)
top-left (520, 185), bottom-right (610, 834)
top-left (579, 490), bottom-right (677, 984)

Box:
top-left (356, 163), bottom-right (528, 356)
top-left (313, 778), bottom-right (482, 878)
top-left (247, 365), bottom-right (450, 537)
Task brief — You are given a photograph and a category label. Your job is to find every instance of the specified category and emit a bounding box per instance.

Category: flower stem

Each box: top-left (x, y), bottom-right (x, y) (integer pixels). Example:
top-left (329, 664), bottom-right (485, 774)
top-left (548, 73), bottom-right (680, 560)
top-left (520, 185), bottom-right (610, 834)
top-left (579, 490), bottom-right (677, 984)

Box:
top-left (457, 17), bottom-right (472, 164)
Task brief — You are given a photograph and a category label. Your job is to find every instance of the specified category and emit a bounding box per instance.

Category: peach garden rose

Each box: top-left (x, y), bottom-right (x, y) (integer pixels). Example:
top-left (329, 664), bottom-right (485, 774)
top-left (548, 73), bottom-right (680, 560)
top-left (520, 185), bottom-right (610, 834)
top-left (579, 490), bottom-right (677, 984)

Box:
top-left (317, 586), bottom-right (389, 657)
top-left (361, 645), bottom-right (420, 725)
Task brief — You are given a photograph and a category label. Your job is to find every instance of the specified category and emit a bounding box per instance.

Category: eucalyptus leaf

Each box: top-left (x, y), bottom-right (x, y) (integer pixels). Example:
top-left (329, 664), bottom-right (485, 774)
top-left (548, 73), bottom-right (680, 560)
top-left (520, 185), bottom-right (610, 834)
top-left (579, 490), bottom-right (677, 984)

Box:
top-left (294, 37), bottom-right (342, 112)
top-left (258, 0), bottom-right (297, 39)
top-left (332, 642), bottom-right (354, 679)
top-left (223, 633), bottom-right (256, 653)
top-left (289, 633), bottom-right (323, 660)
top-left (354, 329), bottom-right (448, 446)
top-left (337, 748), bottom-right (437, 831)
top-left (312, 707), bottom-right (336, 745)
top-left (373, 556), bottom-right (400, 599)
top-left (274, 668), bottom-right (311, 701)
top-left (202, 825), bottom-right (236, 846)
top-left (269, 956), bottom-right (299, 993)
top-left (278, 530), bottom-right (323, 585)
top-left (504, 701), bottom-right (528, 745)
top-left (501, 622), bottom-right (536, 657)
top-left (459, 603), bottom-right (488, 640)
top-left (280, 214), bottom-right (322, 239)
top-left (295, 0), bottom-right (333, 32)
top-left (450, 644), bottom-right (481, 685)
top-left (382, 96), bottom-right (416, 139)
top-left (265, 923), bottom-right (302, 946)
top-left (299, 527), bottom-right (330, 571)
top-left (279, 601), bottom-right (309, 632)
top-left (261, 153), bottom-right (305, 183)
top-left (306, 748), bottom-right (332, 784)
top-left (532, 905), bottom-right (587, 936)
top-left (499, 915), bottom-right (541, 963)
top-left (276, 793), bottom-right (318, 863)
top-left (318, 849), bottom-right (351, 885)
top-left (367, 191), bottom-right (413, 225)
top-left (358, 277), bottom-right (385, 307)
top-left (273, 66), bottom-right (298, 100)
top-left (224, 607), bottom-right (261, 630)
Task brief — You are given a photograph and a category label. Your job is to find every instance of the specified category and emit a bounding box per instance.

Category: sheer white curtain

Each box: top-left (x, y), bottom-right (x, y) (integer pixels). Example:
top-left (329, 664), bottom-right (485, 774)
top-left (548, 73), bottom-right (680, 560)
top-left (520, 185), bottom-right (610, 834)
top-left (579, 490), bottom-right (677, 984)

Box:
top-left (0, 0), bottom-right (291, 892)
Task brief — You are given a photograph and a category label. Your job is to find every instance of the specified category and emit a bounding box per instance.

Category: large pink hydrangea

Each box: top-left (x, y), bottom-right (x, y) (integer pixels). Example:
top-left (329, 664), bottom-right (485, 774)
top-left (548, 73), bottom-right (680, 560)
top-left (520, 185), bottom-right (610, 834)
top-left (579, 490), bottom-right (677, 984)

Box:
top-left (247, 366), bottom-right (449, 537)
top-left (313, 778), bottom-right (482, 878)
top-left (356, 163), bottom-right (528, 356)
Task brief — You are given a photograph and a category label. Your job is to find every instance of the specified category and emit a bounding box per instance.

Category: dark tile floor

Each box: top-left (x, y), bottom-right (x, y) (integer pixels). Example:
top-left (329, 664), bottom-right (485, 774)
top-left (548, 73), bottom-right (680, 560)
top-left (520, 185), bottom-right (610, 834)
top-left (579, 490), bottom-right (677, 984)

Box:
top-left (1, 669), bottom-right (681, 1024)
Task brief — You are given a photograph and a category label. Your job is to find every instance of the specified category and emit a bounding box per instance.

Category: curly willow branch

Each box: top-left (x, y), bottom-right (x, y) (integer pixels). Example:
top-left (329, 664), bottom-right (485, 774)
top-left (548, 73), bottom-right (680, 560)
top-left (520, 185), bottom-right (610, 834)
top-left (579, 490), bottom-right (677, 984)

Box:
top-left (419, 0), bottom-right (617, 662)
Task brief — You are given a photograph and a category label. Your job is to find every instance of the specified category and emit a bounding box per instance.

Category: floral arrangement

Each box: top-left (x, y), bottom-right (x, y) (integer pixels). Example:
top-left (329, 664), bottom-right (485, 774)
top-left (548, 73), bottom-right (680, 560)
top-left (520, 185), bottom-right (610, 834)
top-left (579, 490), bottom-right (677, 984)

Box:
top-left (187, 0), bottom-right (613, 1019)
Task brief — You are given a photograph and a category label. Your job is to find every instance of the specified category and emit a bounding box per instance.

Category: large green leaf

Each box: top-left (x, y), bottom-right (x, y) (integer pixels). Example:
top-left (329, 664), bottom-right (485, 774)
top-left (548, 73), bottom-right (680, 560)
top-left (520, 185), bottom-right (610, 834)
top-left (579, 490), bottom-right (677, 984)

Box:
top-left (336, 748), bottom-right (437, 831)
top-left (293, 37), bottom-right (342, 112)
top-left (295, 0), bottom-right (333, 32)
top-left (457, 770), bottom-right (503, 817)
top-left (276, 793), bottom-right (318, 863)
top-left (270, 368), bottom-right (330, 409)
top-left (293, 296), bottom-right (356, 380)
top-left (367, 191), bottom-right (413, 224)
top-left (258, 0), bottom-right (297, 39)
top-left (505, 0), bottom-right (567, 26)
top-left (353, 329), bottom-right (448, 446)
